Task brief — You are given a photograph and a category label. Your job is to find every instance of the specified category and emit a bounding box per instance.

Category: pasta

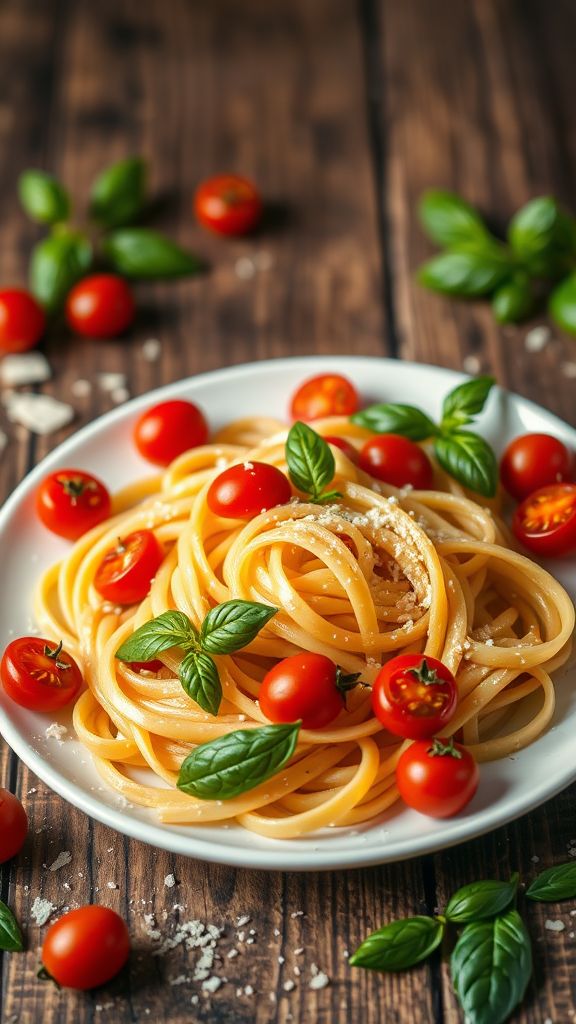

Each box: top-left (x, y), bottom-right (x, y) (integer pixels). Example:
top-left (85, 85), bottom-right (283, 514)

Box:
top-left (34, 414), bottom-right (575, 838)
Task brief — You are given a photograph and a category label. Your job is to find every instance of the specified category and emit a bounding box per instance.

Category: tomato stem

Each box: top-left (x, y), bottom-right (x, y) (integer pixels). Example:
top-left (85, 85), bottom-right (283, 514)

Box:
top-left (44, 640), bottom-right (71, 672)
top-left (427, 737), bottom-right (462, 759)
top-left (408, 659), bottom-right (440, 686)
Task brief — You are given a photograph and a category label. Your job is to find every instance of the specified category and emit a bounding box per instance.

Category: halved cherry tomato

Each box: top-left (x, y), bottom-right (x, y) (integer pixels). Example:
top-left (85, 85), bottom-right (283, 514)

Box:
top-left (259, 653), bottom-right (360, 730)
top-left (194, 174), bottom-right (262, 236)
top-left (1, 637), bottom-right (83, 712)
top-left (500, 433), bottom-right (573, 501)
top-left (359, 434), bottom-right (433, 489)
top-left (290, 374), bottom-right (360, 421)
top-left (0, 788), bottom-right (28, 863)
top-left (207, 461), bottom-right (291, 518)
top-left (396, 737), bottom-right (479, 818)
top-left (134, 399), bottom-right (209, 466)
top-left (65, 274), bottom-right (135, 339)
top-left (324, 436), bottom-right (358, 463)
top-left (94, 530), bottom-right (164, 605)
top-left (36, 470), bottom-right (111, 541)
top-left (372, 654), bottom-right (457, 740)
top-left (0, 288), bottom-right (45, 353)
top-left (41, 906), bottom-right (130, 990)
top-left (512, 483), bottom-right (576, 557)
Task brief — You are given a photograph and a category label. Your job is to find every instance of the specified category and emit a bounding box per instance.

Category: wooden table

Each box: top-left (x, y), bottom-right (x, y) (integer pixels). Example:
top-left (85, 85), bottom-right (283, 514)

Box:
top-left (1, 1), bottom-right (575, 1021)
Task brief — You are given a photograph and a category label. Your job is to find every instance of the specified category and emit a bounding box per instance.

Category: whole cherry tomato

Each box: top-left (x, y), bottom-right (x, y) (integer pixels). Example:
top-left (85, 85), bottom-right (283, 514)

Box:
top-left (0, 788), bottom-right (28, 864)
top-left (41, 906), bottom-right (130, 990)
top-left (500, 433), bottom-right (573, 501)
top-left (36, 469), bottom-right (111, 541)
top-left (512, 483), bottom-right (576, 557)
top-left (372, 654), bottom-right (457, 740)
top-left (259, 653), bottom-right (360, 730)
top-left (207, 461), bottom-right (291, 518)
top-left (134, 399), bottom-right (209, 466)
top-left (324, 436), bottom-right (359, 463)
top-left (359, 434), bottom-right (434, 489)
top-left (1, 637), bottom-right (83, 712)
top-left (396, 737), bottom-right (479, 818)
top-left (0, 288), bottom-right (45, 352)
top-left (94, 530), bottom-right (164, 605)
top-left (194, 174), bottom-right (262, 236)
top-left (65, 274), bottom-right (135, 338)
top-left (290, 374), bottom-right (360, 421)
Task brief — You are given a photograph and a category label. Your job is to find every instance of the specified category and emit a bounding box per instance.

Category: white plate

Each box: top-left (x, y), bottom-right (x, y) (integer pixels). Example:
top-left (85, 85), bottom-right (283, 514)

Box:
top-left (0, 356), bottom-right (575, 871)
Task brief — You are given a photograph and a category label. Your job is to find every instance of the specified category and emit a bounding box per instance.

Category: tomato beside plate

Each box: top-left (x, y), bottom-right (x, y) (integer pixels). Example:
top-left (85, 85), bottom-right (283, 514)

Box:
top-left (41, 906), bottom-right (130, 990)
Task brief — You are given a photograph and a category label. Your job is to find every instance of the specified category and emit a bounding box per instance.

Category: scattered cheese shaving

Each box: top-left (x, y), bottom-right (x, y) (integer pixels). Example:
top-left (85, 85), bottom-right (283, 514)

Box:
top-left (4, 393), bottom-right (74, 434)
top-left (30, 896), bottom-right (56, 925)
top-left (45, 723), bottom-right (68, 743)
top-left (1, 353), bottom-right (51, 386)
top-left (49, 851), bottom-right (72, 872)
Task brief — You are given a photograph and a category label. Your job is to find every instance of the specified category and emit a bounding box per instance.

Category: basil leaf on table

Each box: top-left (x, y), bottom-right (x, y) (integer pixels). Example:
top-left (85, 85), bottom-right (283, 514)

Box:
top-left (29, 230), bottom-right (92, 313)
top-left (434, 431), bottom-right (498, 497)
top-left (492, 273), bottom-right (535, 324)
top-left (508, 196), bottom-right (576, 278)
top-left (104, 228), bottom-right (203, 279)
top-left (417, 247), bottom-right (511, 298)
top-left (526, 861), bottom-right (576, 902)
top-left (419, 190), bottom-right (491, 248)
top-left (115, 610), bottom-right (197, 662)
top-left (90, 156), bottom-right (147, 228)
top-left (440, 376), bottom-right (495, 430)
top-left (285, 421), bottom-right (340, 503)
top-left (200, 600), bottom-right (277, 655)
top-left (18, 170), bottom-right (70, 225)
top-left (177, 722), bottom-right (300, 800)
top-left (351, 403), bottom-right (436, 441)
top-left (451, 909), bottom-right (532, 1024)
top-left (179, 650), bottom-right (222, 716)
top-left (549, 272), bottom-right (576, 334)
top-left (445, 874), bottom-right (519, 923)
top-left (0, 900), bottom-right (24, 953)
top-left (349, 916), bottom-right (444, 972)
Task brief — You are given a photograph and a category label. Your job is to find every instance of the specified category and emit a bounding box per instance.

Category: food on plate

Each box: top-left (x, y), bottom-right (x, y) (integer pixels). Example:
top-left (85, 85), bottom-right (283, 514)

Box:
top-left (500, 433), bottom-right (573, 500)
top-left (65, 273), bottom-right (135, 338)
top-left (0, 288), bottom-right (45, 353)
top-left (194, 174), bottom-right (262, 236)
top-left (0, 788), bottom-right (28, 863)
top-left (207, 461), bottom-right (292, 518)
top-left (290, 373), bottom-right (360, 421)
top-left (36, 470), bottom-right (111, 541)
top-left (395, 738), bottom-right (479, 818)
top-left (94, 530), bottom-right (164, 604)
top-left (371, 654), bottom-right (457, 740)
top-left (134, 399), bottom-right (209, 466)
top-left (1, 637), bottom-right (83, 712)
top-left (40, 906), bottom-right (130, 989)
top-left (259, 653), bottom-right (361, 730)
top-left (358, 434), bottom-right (434, 489)
top-left (513, 483), bottom-right (576, 557)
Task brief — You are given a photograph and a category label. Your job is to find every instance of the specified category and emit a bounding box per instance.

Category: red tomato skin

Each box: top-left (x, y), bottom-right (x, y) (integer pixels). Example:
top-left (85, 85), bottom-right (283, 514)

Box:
top-left (207, 462), bottom-right (292, 518)
top-left (0, 288), bottom-right (46, 352)
top-left (259, 653), bottom-right (344, 730)
top-left (500, 433), bottom-right (573, 501)
top-left (512, 483), bottom-right (576, 557)
top-left (129, 660), bottom-right (164, 673)
top-left (194, 175), bottom-right (262, 236)
top-left (359, 434), bottom-right (434, 490)
top-left (290, 374), bottom-right (360, 421)
top-left (0, 788), bottom-right (28, 864)
top-left (396, 739), bottom-right (479, 818)
top-left (134, 400), bottom-right (209, 466)
top-left (1, 637), bottom-right (83, 712)
top-left (65, 275), bottom-right (135, 339)
top-left (42, 906), bottom-right (130, 990)
top-left (36, 470), bottom-right (111, 541)
top-left (94, 530), bottom-right (164, 605)
top-left (324, 436), bottom-right (359, 463)
top-left (372, 654), bottom-right (457, 740)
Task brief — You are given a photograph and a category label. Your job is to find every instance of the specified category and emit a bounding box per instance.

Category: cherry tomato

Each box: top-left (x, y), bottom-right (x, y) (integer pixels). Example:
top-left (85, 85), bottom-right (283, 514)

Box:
top-left (396, 737), bottom-right (479, 818)
top-left (41, 906), bottom-right (130, 990)
top-left (259, 653), bottom-right (359, 730)
top-left (290, 374), bottom-right (360, 421)
top-left (372, 654), bottom-right (457, 740)
top-left (324, 436), bottom-right (358, 463)
top-left (1, 637), bottom-right (83, 712)
top-left (359, 434), bottom-right (434, 489)
top-left (500, 433), bottom-right (573, 501)
top-left (512, 483), bottom-right (576, 557)
top-left (0, 288), bottom-right (45, 353)
top-left (194, 174), bottom-right (262, 236)
top-left (94, 530), bottom-right (164, 605)
top-left (207, 461), bottom-right (292, 518)
top-left (36, 470), bottom-right (111, 541)
top-left (65, 274), bottom-right (135, 339)
top-left (0, 788), bottom-right (28, 864)
top-left (134, 399), bottom-right (209, 466)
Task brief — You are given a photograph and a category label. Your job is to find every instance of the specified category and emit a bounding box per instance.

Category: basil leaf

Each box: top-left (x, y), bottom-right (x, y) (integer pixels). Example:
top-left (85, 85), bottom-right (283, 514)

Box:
top-left (18, 170), bottom-right (69, 225)
top-left (115, 610), bottom-right (197, 662)
top-left (419, 190), bottom-right (490, 248)
top-left (200, 600), bottom-right (277, 655)
top-left (492, 273), bottom-right (535, 324)
top-left (508, 196), bottom-right (575, 277)
top-left (549, 272), bottom-right (576, 334)
top-left (0, 900), bottom-right (24, 952)
top-left (285, 421), bottom-right (337, 501)
top-left (90, 156), bottom-right (146, 228)
top-left (526, 861), bottom-right (576, 902)
top-left (349, 916), bottom-right (443, 972)
top-left (179, 650), bottom-right (222, 716)
top-left (29, 231), bottom-right (92, 313)
top-left (418, 248), bottom-right (511, 298)
top-left (434, 431), bottom-right (497, 497)
top-left (104, 228), bottom-right (203, 279)
top-left (177, 722), bottom-right (300, 800)
top-left (351, 403), bottom-right (436, 441)
top-left (446, 874), bottom-right (519, 923)
top-left (451, 910), bottom-right (532, 1024)
top-left (441, 376), bottom-right (495, 429)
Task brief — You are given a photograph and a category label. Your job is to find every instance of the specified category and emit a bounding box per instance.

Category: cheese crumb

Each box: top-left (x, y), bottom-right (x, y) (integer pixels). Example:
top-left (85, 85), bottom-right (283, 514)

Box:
top-left (202, 976), bottom-right (223, 993)
top-left (1, 352), bottom-right (51, 386)
top-left (71, 378), bottom-right (92, 398)
top-left (30, 896), bottom-right (56, 925)
top-left (545, 919), bottom-right (565, 932)
top-left (283, 979), bottom-right (296, 992)
top-left (98, 372), bottom-right (126, 392)
top-left (49, 851), bottom-right (72, 872)
top-left (45, 723), bottom-right (68, 743)
top-left (142, 338), bottom-right (161, 361)
top-left (164, 873), bottom-right (176, 888)
top-left (5, 393), bottom-right (74, 434)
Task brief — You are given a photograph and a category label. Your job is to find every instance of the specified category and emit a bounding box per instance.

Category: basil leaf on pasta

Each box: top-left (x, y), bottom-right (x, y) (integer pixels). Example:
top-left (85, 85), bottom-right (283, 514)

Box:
top-left (177, 722), bottom-right (300, 800)
top-left (351, 403), bottom-right (436, 441)
top-left (434, 432), bottom-right (497, 497)
top-left (115, 610), bottom-right (197, 662)
top-left (179, 651), bottom-right (222, 716)
top-left (441, 376), bottom-right (495, 430)
top-left (285, 421), bottom-right (338, 502)
top-left (200, 600), bottom-right (277, 655)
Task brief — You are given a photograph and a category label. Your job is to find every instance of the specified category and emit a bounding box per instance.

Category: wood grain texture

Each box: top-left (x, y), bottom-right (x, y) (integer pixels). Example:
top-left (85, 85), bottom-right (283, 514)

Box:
top-left (1, 0), bottom-right (576, 1022)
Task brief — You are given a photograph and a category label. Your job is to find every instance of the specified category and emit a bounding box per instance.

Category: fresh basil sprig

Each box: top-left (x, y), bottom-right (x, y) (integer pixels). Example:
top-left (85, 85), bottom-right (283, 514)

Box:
top-left (103, 228), bottom-right (204, 279)
top-left (526, 861), bottom-right (576, 902)
top-left (349, 916), bottom-right (443, 972)
top-left (0, 900), bottom-right (24, 953)
top-left (90, 156), bottom-right (146, 229)
top-left (451, 910), bottom-right (532, 1024)
top-left (285, 421), bottom-right (341, 503)
top-left (445, 874), bottom-right (518, 924)
top-left (177, 721), bottom-right (300, 800)
top-left (29, 229), bottom-right (93, 313)
top-left (18, 170), bottom-right (70, 226)
top-left (116, 600), bottom-right (277, 716)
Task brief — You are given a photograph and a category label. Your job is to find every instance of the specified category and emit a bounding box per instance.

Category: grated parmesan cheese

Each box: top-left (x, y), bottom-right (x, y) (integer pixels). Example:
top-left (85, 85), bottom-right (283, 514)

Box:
top-left (1, 352), bottom-right (51, 386)
top-left (45, 723), bottom-right (68, 743)
top-left (30, 896), bottom-right (56, 925)
top-left (49, 851), bottom-right (72, 872)
top-left (4, 393), bottom-right (74, 434)
top-left (142, 338), bottom-right (161, 361)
